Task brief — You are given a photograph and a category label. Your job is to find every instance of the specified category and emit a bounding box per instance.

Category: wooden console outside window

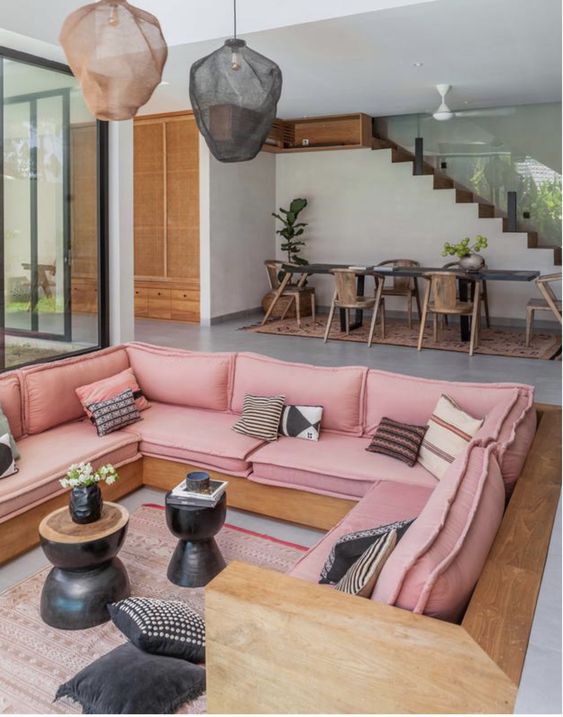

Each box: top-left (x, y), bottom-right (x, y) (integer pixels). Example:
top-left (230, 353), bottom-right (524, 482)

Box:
top-left (133, 111), bottom-right (200, 322)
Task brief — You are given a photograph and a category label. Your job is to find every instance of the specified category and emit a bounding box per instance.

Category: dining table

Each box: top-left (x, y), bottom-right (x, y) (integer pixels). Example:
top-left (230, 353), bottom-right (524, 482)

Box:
top-left (274, 263), bottom-right (540, 342)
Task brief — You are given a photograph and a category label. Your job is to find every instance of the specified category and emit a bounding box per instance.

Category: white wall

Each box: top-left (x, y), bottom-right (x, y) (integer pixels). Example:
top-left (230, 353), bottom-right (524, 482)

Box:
top-left (205, 151), bottom-right (276, 321)
top-left (275, 148), bottom-right (558, 319)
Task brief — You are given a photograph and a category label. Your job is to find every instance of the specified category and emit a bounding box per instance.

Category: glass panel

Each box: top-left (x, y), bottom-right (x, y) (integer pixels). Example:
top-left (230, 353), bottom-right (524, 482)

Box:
top-left (376, 103), bottom-right (562, 248)
top-left (2, 55), bottom-right (103, 369)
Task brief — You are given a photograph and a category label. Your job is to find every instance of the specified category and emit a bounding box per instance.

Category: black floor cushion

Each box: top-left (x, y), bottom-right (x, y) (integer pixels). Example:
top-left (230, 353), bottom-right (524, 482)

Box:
top-left (55, 642), bottom-right (206, 714)
top-left (109, 597), bottom-right (205, 662)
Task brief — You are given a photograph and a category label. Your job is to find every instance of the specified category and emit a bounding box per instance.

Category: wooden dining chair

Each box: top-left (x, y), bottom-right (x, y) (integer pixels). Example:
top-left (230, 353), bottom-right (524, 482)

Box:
top-left (324, 269), bottom-right (385, 347)
top-left (418, 272), bottom-right (481, 356)
top-left (262, 261), bottom-right (316, 329)
top-left (526, 273), bottom-right (562, 346)
top-left (376, 259), bottom-right (421, 328)
top-left (442, 260), bottom-right (491, 328)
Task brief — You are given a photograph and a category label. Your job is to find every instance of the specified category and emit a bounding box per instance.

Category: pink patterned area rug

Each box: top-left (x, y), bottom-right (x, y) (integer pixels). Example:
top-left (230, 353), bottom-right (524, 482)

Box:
top-left (0, 504), bottom-right (307, 714)
top-left (243, 316), bottom-right (562, 360)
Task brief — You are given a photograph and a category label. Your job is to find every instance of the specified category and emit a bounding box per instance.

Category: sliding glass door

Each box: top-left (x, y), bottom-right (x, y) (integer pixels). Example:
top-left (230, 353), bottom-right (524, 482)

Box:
top-left (1, 48), bottom-right (108, 370)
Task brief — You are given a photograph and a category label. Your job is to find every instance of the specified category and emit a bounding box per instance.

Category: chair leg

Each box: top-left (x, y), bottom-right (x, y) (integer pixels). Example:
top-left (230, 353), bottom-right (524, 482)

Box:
top-left (262, 272), bottom-right (291, 325)
top-left (345, 310), bottom-right (350, 335)
top-left (311, 291), bottom-right (316, 325)
top-left (380, 299), bottom-right (385, 339)
top-left (526, 308), bottom-right (534, 347)
top-left (482, 281), bottom-right (491, 329)
top-left (368, 282), bottom-right (385, 347)
top-left (432, 313), bottom-right (438, 342)
top-left (280, 295), bottom-right (295, 321)
top-left (414, 279), bottom-right (422, 320)
top-left (417, 282), bottom-right (431, 351)
top-left (324, 297), bottom-right (337, 343)
top-left (469, 291), bottom-right (480, 356)
top-left (407, 294), bottom-right (412, 329)
top-left (296, 293), bottom-right (301, 329)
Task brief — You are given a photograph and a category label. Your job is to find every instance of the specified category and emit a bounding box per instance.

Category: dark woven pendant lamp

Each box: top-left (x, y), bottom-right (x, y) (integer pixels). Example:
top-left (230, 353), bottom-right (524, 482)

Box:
top-left (60, 0), bottom-right (168, 121)
top-left (189, 0), bottom-right (282, 163)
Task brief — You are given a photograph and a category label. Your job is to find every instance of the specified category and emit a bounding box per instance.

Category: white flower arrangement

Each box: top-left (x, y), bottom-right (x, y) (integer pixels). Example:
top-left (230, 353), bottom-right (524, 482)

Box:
top-left (59, 462), bottom-right (119, 490)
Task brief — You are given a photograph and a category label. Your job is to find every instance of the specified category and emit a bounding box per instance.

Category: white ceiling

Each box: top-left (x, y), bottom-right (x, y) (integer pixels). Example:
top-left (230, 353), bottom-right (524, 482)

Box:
top-left (0, 0), bottom-right (560, 118)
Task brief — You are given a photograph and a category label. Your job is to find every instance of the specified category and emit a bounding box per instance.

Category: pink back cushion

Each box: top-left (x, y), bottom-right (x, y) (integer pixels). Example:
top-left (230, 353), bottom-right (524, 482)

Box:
top-left (126, 343), bottom-right (233, 412)
top-left (0, 372), bottom-right (24, 439)
top-left (231, 353), bottom-right (367, 435)
top-left (21, 347), bottom-right (130, 434)
top-left (75, 367), bottom-right (150, 415)
top-left (364, 370), bottom-right (534, 489)
top-left (372, 443), bottom-right (505, 622)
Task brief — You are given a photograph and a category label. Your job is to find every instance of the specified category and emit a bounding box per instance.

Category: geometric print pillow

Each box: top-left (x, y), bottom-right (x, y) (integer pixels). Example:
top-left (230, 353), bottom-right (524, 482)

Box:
top-left (279, 405), bottom-right (323, 441)
top-left (87, 389), bottom-right (141, 437)
top-left (417, 394), bottom-right (484, 480)
top-left (334, 529), bottom-right (398, 598)
top-left (108, 597), bottom-right (205, 663)
top-left (319, 518), bottom-right (415, 585)
top-left (0, 433), bottom-right (18, 479)
top-left (366, 417), bottom-right (427, 466)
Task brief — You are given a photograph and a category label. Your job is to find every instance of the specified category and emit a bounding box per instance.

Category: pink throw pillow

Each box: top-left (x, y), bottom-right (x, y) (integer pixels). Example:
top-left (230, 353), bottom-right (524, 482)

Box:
top-left (76, 368), bottom-right (150, 416)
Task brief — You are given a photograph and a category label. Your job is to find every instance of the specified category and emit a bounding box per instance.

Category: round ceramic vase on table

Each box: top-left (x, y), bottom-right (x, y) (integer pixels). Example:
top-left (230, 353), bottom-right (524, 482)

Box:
top-left (38, 502), bottom-right (130, 629)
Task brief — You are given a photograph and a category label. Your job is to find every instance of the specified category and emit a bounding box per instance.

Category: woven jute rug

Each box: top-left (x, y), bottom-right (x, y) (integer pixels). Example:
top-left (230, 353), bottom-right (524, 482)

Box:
top-left (0, 504), bottom-right (307, 714)
top-left (243, 316), bottom-right (561, 360)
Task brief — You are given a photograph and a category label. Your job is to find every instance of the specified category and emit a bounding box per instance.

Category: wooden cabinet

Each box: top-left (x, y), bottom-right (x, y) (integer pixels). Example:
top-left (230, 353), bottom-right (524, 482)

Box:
top-left (263, 113), bottom-right (372, 153)
top-left (134, 111), bottom-right (200, 322)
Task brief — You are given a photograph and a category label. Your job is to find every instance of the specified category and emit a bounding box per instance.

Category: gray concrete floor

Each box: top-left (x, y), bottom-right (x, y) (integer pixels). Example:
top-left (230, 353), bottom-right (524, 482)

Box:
top-left (0, 315), bottom-right (560, 713)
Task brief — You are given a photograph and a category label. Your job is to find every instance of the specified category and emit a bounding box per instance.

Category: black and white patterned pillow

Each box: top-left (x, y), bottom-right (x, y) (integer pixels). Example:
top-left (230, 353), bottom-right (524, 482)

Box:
top-left (280, 405), bottom-right (323, 441)
top-left (87, 389), bottom-right (141, 437)
top-left (232, 394), bottom-right (285, 442)
top-left (0, 433), bottom-right (18, 479)
top-left (335, 529), bottom-right (398, 598)
top-left (319, 518), bottom-right (415, 585)
top-left (109, 597), bottom-right (205, 663)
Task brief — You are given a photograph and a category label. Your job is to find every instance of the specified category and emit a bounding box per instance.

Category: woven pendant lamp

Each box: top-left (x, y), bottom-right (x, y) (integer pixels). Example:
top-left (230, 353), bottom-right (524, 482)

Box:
top-left (59, 0), bottom-right (168, 121)
top-left (189, 1), bottom-right (282, 162)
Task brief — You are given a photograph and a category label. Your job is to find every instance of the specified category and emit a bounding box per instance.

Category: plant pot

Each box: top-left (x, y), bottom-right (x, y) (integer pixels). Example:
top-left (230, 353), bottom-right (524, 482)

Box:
top-left (459, 253), bottom-right (485, 272)
top-left (261, 291), bottom-right (312, 319)
top-left (69, 484), bottom-right (103, 524)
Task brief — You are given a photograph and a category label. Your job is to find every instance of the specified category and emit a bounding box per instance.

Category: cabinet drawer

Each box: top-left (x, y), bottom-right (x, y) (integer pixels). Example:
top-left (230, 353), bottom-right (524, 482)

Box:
top-left (147, 287), bottom-right (171, 319)
top-left (171, 299), bottom-right (199, 322)
top-left (171, 288), bottom-right (199, 302)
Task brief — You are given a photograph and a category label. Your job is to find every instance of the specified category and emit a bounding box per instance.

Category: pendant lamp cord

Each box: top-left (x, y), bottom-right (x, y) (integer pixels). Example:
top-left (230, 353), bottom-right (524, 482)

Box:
top-left (233, 0), bottom-right (237, 39)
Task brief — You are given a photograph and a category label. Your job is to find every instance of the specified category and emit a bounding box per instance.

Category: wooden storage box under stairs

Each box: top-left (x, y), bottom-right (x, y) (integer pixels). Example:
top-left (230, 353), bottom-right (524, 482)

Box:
top-left (263, 113), bottom-right (372, 153)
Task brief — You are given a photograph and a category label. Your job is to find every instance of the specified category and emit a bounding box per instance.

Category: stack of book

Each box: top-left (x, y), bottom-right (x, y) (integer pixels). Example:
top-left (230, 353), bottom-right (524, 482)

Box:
top-left (167, 478), bottom-right (228, 508)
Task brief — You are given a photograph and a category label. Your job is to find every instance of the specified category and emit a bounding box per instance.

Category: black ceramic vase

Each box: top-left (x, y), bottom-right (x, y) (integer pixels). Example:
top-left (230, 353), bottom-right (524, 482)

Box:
top-left (69, 484), bottom-right (103, 524)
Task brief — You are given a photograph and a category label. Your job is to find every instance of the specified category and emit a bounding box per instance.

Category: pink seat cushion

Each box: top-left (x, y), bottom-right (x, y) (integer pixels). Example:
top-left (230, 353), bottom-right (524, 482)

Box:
top-left (364, 370), bottom-right (535, 490)
top-left (126, 343), bottom-right (234, 412)
top-left (0, 372), bottom-right (24, 440)
top-left (0, 420), bottom-right (140, 522)
top-left (371, 443), bottom-right (505, 622)
top-left (231, 353), bottom-right (367, 436)
top-left (123, 402), bottom-right (265, 475)
top-left (21, 347), bottom-right (130, 434)
top-left (250, 433), bottom-right (437, 500)
top-left (289, 480), bottom-right (433, 583)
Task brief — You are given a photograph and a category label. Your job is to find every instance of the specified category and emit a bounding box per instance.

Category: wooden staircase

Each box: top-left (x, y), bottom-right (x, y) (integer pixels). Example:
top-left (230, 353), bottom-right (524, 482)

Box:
top-left (371, 137), bottom-right (562, 266)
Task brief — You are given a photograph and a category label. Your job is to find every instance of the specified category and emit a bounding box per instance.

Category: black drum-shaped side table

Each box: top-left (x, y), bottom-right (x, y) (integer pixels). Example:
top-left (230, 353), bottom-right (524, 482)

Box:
top-left (165, 492), bottom-right (227, 588)
top-left (39, 502), bottom-right (131, 629)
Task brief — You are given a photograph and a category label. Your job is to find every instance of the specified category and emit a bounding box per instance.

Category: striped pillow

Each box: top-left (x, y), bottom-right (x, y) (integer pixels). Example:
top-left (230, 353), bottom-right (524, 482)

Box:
top-left (418, 394), bottom-right (484, 479)
top-left (366, 417), bottom-right (427, 466)
top-left (335, 529), bottom-right (398, 597)
top-left (232, 394), bottom-right (285, 442)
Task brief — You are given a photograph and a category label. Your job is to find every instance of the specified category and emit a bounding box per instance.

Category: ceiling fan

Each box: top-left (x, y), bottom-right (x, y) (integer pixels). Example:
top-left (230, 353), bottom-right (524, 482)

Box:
top-left (432, 84), bottom-right (514, 121)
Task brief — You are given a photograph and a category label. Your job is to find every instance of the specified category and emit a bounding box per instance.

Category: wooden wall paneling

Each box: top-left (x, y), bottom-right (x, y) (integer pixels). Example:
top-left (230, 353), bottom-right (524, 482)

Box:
top-left (134, 121), bottom-right (166, 278)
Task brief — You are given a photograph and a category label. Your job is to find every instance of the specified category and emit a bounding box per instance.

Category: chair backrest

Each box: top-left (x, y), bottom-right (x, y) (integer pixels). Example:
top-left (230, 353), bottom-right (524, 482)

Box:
top-left (536, 273), bottom-right (562, 323)
top-left (378, 258), bottom-right (419, 290)
top-left (427, 272), bottom-right (461, 312)
top-left (265, 260), bottom-right (283, 290)
top-left (331, 269), bottom-right (359, 305)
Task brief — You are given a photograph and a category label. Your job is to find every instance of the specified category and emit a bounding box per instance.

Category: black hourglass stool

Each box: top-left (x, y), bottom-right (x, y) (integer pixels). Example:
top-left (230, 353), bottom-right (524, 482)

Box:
top-left (165, 491), bottom-right (227, 588)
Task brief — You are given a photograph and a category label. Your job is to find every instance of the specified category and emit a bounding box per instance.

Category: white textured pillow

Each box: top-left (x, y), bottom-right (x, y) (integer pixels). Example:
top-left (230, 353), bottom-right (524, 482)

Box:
top-left (0, 433), bottom-right (18, 479)
top-left (418, 395), bottom-right (484, 479)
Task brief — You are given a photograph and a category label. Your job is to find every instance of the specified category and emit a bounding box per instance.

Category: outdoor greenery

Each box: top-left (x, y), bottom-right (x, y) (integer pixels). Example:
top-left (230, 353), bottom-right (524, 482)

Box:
top-left (442, 235), bottom-right (488, 259)
top-left (273, 197), bottom-right (309, 265)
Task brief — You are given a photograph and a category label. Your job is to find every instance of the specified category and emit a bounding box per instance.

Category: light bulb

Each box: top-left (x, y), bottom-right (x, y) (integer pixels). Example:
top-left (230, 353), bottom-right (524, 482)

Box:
top-left (108, 4), bottom-right (119, 26)
top-left (231, 50), bottom-right (241, 71)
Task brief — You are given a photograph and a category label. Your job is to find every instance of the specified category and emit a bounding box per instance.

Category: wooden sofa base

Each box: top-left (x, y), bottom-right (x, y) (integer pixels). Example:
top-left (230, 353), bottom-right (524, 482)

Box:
top-left (0, 405), bottom-right (560, 713)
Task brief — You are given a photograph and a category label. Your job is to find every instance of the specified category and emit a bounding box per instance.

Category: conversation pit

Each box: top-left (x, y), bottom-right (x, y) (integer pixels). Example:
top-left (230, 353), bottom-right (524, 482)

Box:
top-left (0, 342), bottom-right (560, 714)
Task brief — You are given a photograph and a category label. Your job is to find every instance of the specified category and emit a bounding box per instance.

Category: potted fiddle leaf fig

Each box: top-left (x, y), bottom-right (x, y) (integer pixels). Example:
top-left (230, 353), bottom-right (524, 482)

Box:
top-left (442, 235), bottom-right (488, 271)
top-left (273, 198), bottom-right (309, 266)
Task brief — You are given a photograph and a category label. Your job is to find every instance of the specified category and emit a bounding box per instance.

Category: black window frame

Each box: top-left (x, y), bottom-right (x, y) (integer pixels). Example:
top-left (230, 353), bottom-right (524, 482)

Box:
top-left (0, 45), bottom-right (110, 373)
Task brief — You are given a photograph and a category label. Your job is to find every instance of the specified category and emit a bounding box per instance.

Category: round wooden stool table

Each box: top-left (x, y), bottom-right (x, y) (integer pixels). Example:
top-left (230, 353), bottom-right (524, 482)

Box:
top-left (38, 502), bottom-right (130, 630)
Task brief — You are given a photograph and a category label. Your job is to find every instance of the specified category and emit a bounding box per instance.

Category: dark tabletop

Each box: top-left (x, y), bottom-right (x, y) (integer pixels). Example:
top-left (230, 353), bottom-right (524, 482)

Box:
top-left (281, 263), bottom-right (539, 282)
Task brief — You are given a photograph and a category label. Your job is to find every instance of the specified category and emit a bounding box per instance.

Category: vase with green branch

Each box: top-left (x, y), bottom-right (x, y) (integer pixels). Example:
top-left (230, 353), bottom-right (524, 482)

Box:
top-left (442, 235), bottom-right (488, 271)
top-left (273, 198), bottom-right (309, 267)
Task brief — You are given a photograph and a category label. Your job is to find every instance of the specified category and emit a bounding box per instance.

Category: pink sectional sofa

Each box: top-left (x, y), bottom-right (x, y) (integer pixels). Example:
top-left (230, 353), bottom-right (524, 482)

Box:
top-left (0, 342), bottom-right (538, 624)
